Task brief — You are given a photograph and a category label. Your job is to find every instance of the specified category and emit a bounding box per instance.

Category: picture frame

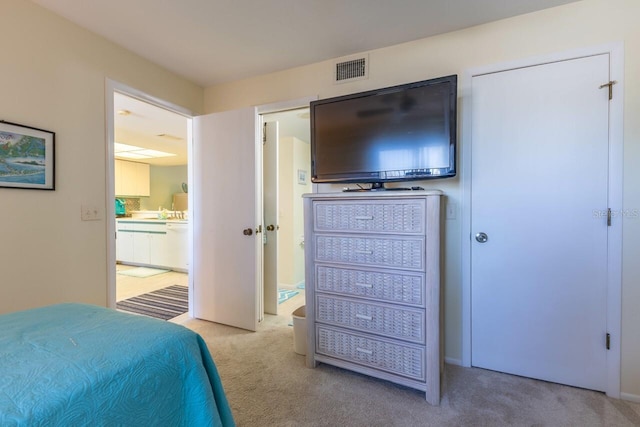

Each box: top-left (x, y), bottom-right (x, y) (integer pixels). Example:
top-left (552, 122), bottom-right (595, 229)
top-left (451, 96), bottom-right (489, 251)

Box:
top-left (0, 120), bottom-right (55, 190)
top-left (297, 169), bottom-right (307, 185)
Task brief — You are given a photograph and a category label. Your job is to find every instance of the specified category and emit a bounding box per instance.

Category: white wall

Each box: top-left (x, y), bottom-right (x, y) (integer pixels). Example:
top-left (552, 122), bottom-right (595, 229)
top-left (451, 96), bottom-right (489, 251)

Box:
top-left (277, 136), bottom-right (295, 287)
top-left (203, 0), bottom-right (640, 398)
top-left (292, 138), bottom-right (312, 285)
top-left (277, 136), bottom-right (311, 288)
top-left (0, 0), bottom-right (202, 313)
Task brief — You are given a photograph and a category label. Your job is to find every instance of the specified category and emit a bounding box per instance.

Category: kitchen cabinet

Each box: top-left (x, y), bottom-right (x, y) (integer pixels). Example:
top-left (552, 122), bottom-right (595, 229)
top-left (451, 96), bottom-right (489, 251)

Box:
top-left (115, 159), bottom-right (150, 197)
top-left (165, 222), bottom-right (189, 270)
top-left (116, 219), bottom-right (188, 271)
top-left (115, 222), bottom-right (134, 262)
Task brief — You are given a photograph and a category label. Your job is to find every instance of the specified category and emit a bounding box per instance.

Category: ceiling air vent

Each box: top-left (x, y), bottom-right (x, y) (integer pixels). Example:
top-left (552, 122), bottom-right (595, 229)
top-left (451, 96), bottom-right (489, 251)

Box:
top-left (334, 55), bottom-right (368, 84)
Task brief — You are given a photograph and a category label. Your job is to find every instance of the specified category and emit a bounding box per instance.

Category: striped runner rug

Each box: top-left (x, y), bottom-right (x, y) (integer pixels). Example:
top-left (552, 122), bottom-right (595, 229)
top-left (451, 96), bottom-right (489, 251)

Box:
top-left (116, 285), bottom-right (188, 320)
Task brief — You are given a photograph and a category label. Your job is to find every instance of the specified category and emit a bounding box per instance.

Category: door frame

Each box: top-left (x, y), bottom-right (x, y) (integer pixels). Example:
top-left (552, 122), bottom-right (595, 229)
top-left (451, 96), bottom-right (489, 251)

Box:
top-left (460, 43), bottom-right (624, 398)
top-left (105, 79), bottom-right (195, 314)
top-left (257, 96), bottom-right (316, 312)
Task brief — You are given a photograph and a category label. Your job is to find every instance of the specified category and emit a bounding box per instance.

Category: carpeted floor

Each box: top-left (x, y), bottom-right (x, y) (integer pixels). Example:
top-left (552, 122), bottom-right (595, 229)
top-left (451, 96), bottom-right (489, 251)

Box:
top-left (117, 285), bottom-right (188, 320)
top-left (175, 293), bottom-right (640, 427)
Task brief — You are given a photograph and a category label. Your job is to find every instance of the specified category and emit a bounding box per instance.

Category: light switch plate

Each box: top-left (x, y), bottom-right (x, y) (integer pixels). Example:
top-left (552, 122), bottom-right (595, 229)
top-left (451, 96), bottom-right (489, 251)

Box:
top-left (81, 204), bottom-right (101, 221)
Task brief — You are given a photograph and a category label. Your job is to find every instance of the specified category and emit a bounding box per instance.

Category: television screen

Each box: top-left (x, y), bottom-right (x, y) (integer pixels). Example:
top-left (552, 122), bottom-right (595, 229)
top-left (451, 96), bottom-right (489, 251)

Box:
top-left (311, 75), bottom-right (457, 188)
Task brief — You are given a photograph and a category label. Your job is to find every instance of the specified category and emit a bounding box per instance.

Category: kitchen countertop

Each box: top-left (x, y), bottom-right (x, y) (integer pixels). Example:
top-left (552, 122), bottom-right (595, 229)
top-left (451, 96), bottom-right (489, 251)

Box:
top-left (116, 218), bottom-right (188, 224)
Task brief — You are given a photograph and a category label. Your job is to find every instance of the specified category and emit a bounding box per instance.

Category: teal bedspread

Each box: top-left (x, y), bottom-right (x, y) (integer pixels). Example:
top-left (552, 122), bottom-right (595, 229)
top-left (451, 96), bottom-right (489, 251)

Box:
top-left (0, 303), bottom-right (235, 426)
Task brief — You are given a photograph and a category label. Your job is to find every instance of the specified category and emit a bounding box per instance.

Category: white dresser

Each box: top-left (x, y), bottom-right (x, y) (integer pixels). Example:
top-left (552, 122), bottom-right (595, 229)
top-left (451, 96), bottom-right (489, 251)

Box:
top-left (303, 190), bottom-right (442, 405)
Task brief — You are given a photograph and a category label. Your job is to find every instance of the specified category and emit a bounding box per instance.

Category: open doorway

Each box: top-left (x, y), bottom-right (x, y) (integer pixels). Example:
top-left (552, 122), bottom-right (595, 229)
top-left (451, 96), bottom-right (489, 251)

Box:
top-left (110, 90), bottom-right (192, 322)
top-left (261, 107), bottom-right (311, 317)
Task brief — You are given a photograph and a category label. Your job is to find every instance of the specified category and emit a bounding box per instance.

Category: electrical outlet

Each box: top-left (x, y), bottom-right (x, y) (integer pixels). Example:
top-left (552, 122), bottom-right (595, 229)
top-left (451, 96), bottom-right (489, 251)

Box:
top-left (446, 203), bottom-right (457, 220)
top-left (81, 204), bottom-right (100, 221)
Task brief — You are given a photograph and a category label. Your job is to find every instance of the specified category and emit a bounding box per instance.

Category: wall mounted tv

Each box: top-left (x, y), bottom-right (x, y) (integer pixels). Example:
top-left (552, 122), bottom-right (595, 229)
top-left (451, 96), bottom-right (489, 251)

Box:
top-left (310, 74), bottom-right (457, 190)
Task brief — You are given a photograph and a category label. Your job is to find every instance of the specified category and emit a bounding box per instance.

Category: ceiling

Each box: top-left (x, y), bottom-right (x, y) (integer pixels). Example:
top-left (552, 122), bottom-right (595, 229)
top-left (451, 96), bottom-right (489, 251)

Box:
top-left (38, 0), bottom-right (580, 166)
top-left (32, 0), bottom-right (580, 87)
top-left (114, 93), bottom-right (190, 166)
top-left (114, 92), bottom-right (310, 166)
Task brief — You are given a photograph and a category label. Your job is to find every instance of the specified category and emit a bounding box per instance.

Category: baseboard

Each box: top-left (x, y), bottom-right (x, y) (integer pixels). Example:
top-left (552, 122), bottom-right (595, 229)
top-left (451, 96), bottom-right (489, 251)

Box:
top-left (621, 392), bottom-right (640, 403)
top-left (444, 356), bottom-right (462, 366)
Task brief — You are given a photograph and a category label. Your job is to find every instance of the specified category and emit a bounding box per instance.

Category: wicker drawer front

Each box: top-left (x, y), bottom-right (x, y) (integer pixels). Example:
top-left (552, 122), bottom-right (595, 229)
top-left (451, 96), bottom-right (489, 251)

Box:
top-left (314, 200), bottom-right (425, 234)
top-left (316, 295), bottom-right (425, 343)
top-left (316, 265), bottom-right (424, 306)
top-left (315, 235), bottom-right (424, 270)
top-left (316, 326), bottom-right (425, 381)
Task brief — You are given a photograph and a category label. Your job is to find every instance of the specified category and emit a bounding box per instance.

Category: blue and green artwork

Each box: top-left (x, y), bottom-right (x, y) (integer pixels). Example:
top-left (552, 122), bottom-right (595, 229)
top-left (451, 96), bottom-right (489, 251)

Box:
top-left (0, 130), bottom-right (46, 185)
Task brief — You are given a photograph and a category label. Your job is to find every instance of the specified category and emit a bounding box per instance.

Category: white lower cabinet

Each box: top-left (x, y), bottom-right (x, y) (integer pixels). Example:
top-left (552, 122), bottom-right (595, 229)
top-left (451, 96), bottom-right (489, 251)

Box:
top-left (116, 220), bottom-right (188, 271)
top-left (115, 224), bottom-right (134, 262)
top-left (165, 223), bottom-right (189, 270)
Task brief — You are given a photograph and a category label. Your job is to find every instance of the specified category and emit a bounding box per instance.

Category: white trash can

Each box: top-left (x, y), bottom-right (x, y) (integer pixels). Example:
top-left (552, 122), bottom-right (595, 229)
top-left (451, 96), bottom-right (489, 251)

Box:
top-left (292, 305), bottom-right (307, 355)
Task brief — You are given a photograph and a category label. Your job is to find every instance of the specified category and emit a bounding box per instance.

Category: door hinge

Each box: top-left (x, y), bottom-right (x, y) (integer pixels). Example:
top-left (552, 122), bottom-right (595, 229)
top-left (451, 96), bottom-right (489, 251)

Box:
top-left (262, 122), bottom-right (267, 144)
top-left (607, 208), bottom-right (612, 226)
top-left (599, 80), bottom-right (617, 100)
top-left (606, 333), bottom-right (611, 350)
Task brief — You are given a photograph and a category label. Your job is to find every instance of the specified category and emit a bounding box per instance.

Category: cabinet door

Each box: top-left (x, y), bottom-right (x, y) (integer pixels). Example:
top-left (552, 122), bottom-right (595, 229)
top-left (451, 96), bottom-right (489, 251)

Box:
top-left (119, 161), bottom-right (136, 196)
top-left (116, 229), bottom-right (134, 263)
top-left (149, 232), bottom-right (169, 268)
top-left (114, 159), bottom-right (123, 196)
top-left (132, 232), bottom-right (150, 264)
top-left (165, 224), bottom-right (188, 270)
top-left (116, 160), bottom-right (150, 196)
top-left (134, 162), bottom-right (150, 196)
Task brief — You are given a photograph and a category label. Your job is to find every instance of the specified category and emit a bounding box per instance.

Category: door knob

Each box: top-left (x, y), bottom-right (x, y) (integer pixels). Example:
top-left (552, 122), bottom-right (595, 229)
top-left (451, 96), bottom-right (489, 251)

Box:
top-left (475, 232), bottom-right (488, 243)
top-left (266, 224), bottom-right (275, 231)
top-left (243, 228), bottom-right (253, 236)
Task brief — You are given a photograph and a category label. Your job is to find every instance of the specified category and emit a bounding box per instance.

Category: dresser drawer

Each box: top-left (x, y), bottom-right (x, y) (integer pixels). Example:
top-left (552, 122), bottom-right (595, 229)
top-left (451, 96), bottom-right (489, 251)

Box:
top-left (314, 200), bottom-right (425, 234)
top-left (315, 235), bottom-right (424, 270)
top-left (316, 325), bottom-right (425, 381)
top-left (316, 265), bottom-right (424, 307)
top-left (316, 294), bottom-right (425, 344)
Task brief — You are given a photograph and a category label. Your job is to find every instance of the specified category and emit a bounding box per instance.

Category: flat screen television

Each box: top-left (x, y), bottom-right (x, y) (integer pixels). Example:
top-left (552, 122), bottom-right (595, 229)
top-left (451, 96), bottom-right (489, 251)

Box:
top-left (310, 75), bottom-right (457, 190)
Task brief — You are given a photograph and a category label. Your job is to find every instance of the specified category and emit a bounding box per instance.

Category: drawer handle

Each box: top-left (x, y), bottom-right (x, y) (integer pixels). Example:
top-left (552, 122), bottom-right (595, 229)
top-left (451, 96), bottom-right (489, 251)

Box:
top-left (354, 216), bottom-right (374, 220)
top-left (355, 250), bottom-right (373, 255)
top-left (356, 347), bottom-right (373, 355)
top-left (356, 314), bottom-right (373, 321)
top-left (355, 282), bottom-right (373, 289)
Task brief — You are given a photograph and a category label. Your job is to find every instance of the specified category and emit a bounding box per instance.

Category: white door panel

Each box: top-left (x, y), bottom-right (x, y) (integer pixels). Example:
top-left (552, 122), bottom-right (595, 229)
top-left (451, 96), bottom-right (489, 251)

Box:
top-left (193, 107), bottom-right (259, 331)
top-left (471, 54), bottom-right (610, 391)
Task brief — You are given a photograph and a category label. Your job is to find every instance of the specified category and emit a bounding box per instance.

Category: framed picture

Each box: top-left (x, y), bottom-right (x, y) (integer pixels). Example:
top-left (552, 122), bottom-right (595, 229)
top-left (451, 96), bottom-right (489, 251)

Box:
top-left (297, 169), bottom-right (307, 185)
top-left (0, 121), bottom-right (55, 190)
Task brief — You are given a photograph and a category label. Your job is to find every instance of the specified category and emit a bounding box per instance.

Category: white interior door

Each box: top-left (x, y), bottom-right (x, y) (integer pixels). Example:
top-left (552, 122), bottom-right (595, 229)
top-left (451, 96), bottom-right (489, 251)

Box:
top-left (192, 107), bottom-right (261, 331)
top-left (263, 121), bottom-right (279, 315)
top-left (471, 54), bottom-right (610, 391)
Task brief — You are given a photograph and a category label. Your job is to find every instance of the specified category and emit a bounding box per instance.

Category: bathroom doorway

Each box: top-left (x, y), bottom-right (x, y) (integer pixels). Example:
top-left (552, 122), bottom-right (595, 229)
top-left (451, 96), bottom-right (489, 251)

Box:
top-left (261, 107), bottom-right (311, 316)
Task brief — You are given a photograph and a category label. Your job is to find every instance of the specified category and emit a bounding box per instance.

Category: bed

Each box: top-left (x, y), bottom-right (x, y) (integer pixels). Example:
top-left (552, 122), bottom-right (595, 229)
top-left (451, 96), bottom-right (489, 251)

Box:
top-left (0, 303), bottom-right (235, 426)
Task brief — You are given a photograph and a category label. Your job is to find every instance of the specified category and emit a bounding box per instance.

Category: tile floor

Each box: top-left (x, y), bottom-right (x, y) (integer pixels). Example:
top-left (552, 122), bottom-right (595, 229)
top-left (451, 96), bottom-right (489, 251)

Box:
top-left (115, 264), bottom-right (188, 301)
top-left (116, 263), bottom-right (305, 323)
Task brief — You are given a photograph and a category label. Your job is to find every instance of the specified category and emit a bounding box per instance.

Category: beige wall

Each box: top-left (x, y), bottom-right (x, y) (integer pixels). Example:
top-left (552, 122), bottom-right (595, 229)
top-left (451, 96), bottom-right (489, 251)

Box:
top-left (277, 137), bottom-right (295, 286)
top-left (204, 0), bottom-right (640, 398)
top-left (293, 138), bottom-right (312, 285)
top-left (143, 165), bottom-right (189, 211)
top-left (277, 136), bottom-right (311, 287)
top-left (0, 0), bottom-right (202, 313)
